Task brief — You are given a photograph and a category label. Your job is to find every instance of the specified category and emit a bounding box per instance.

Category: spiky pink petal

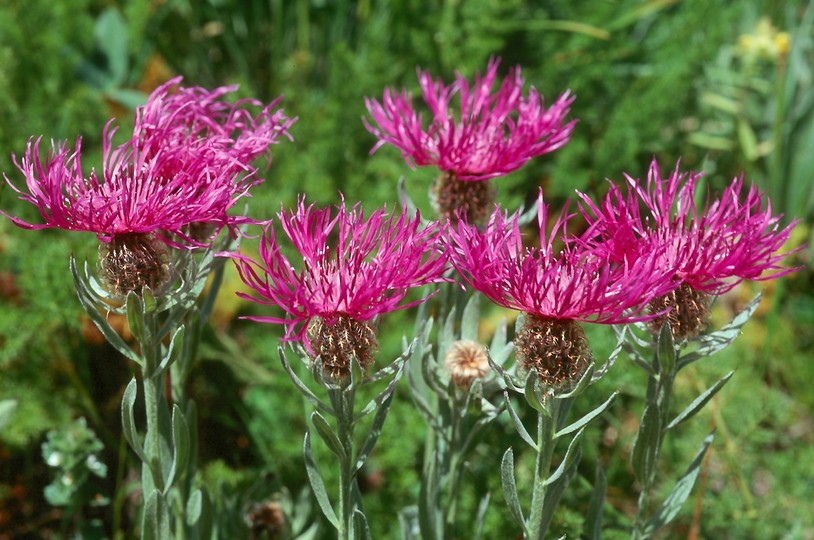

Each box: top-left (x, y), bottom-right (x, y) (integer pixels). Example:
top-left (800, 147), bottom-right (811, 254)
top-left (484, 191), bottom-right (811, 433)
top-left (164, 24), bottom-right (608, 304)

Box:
top-left (223, 197), bottom-right (449, 346)
top-left (447, 190), bottom-right (675, 323)
top-left (364, 58), bottom-right (575, 181)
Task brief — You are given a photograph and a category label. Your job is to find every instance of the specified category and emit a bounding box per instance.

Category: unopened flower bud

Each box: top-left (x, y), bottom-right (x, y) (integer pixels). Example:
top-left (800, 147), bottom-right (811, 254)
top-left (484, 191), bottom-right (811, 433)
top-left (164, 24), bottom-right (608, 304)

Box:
top-left (444, 339), bottom-right (490, 388)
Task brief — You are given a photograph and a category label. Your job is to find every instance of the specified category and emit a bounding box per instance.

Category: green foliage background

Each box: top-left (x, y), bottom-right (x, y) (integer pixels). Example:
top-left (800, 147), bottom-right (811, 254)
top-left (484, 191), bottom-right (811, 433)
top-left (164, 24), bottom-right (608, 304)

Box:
top-left (1, 0), bottom-right (813, 538)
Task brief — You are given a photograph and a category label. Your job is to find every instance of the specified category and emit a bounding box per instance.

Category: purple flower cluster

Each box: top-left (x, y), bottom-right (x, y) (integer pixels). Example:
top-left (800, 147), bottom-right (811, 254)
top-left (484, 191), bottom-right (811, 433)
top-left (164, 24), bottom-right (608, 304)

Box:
top-left (224, 198), bottom-right (449, 349)
top-left (1, 60), bottom-right (800, 371)
top-left (2, 77), bottom-right (294, 247)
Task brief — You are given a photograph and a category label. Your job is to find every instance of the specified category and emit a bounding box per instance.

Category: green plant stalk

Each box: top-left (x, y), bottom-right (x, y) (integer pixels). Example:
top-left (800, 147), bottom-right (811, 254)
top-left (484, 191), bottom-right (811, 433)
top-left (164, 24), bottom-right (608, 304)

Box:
top-left (769, 52), bottom-right (789, 218)
top-left (632, 368), bottom-right (675, 540)
top-left (526, 400), bottom-right (561, 540)
top-left (330, 386), bottom-right (358, 540)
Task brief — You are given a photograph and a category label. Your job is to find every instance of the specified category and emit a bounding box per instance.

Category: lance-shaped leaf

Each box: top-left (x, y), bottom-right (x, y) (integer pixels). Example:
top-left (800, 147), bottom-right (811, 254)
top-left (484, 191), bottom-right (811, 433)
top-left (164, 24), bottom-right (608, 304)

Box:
top-left (311, 411), bottom-right (346, 461)
top-left (543, 427), bottom-right (584, 487)
top-left (631, 401), bottom-right (663, 486)
top-left (523, 371), bottom-right (551, 415)
top-left (153, 325), bottom-right (184, 377)
top-left (556, 361), bottom-right (597, 400)
top-left (474, 492), bottom-right (491, 540)
top-left (71, 258), bottom-right (141, 365)
top-left (655, 322), bottom-right (676, 376)
top-left (537, 444), bottom-right (582, 535)
top-left (680, 293), bottom-right (762, 369)
top-left (586, 464), bottom-right (607, 540)
top-left (121, 378), bottom-right (146, 461)
top-left (648, 432), bottom-right (715, 532)
top-left (461, 294), bottom-right (480, 342)
top-left (418, 451), bottom-right (442, 540)
top-left (279, 347), bottom-right (332, 415)
top-left (164, 405), bottom-right (190, 495)
top-left (141, 489), bottom-right (171, 540)
top-left (352, 508), bottom-right (372, 540)
top-left (554, 391), bottom-right (618, 439)
top-left (667, 371), bottom-right (734, 430)
top-left (500, 448), bottom-right (527, 534)
top-left (504, 390), bottom-right (538, 451)
top-left (303, 432), bottom-right (339, 528)
top-left (354, 381), bottom-right (400, 475)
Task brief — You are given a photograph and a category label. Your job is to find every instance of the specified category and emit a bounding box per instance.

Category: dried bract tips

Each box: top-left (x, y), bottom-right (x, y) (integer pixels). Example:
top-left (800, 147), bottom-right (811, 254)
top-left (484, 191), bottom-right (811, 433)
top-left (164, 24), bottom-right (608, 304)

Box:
top-left (431, 173), bottom-right (495, 225)
top-left (647, 282), bottom-right (712, 340)
top-left (444, 339), bottom-right (490, 388)
top-left (514, 315), bottom-right (592, 390)
top-left (97, 233), bottom-right (172, 298)
top-left (306, 315), bottom-right (379, 381)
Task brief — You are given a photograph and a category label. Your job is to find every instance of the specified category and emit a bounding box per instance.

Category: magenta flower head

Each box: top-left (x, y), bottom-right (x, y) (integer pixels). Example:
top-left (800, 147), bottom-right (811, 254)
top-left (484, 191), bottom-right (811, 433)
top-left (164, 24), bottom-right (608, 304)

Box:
top-left (447, 190), bottom-right (674, 389)
top-left (364, 58), bottom-right (575, 223)
top-left (2, 78), bottom-right (294, 297)
top-left (577, 158), bottom-right (800, 339)
top-left (223, 196), bottom-right (449, 379)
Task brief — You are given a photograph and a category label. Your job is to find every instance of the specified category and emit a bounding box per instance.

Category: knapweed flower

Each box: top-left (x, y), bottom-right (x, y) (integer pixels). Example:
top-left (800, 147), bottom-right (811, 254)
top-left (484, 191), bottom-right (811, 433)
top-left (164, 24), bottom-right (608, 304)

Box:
top-left (364, 58), bottom-right (575, 223)
top-left (1, 79), bottom-right (293, 297)
top-left (447, 190), bottom-right (675, 389)
top-left (577, 159), bottom-right (799, 339)
top-left (223, 197), bottom-right (449, 379)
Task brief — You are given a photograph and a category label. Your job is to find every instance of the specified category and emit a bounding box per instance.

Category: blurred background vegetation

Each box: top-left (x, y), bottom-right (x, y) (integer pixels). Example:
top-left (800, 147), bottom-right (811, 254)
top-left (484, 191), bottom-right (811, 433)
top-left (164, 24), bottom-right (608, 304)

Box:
top-left (1, 0), bottom-right (812, 538)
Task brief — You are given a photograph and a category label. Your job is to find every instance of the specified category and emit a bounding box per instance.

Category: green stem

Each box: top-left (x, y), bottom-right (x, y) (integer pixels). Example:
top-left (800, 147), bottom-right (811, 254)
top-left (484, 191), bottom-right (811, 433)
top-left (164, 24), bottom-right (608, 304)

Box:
top-left (333, 387), bottom-right (357, 540)
top-left (526, 401), bottom-right (560, 540)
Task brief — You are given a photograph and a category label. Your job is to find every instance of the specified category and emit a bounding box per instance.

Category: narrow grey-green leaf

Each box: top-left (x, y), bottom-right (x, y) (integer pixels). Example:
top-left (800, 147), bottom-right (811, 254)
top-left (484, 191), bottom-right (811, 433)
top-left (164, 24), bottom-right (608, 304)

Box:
top-left (354, 388), bottom-right (398, 475)
top-left (537, 445), bottom-right (581, 535)
top-left (631, 402), bottom-right (662, 486)
top-left (556, 360), bottom-right (597, 399)
top-left (667, 371), bottom-right (734, 430)
top-left (126, 291), bottom-right (146, 343)
top-left (555, 391), bottom-right (617, 439)
top-left (500, 448), bottom-right (526, 532)
top-left (461, 294), bottom-right (480, 342)
top-left (279, 347), bottom-right (332, 415)
top-left (543, 428), bottom-right (584, 487)
top-left (418, 451), bottom-right (441, 540)
top-left (680, 292), bottom-right (762, 369)
top-left (352, 508), bottom-right (372, 540)
top-left (156, 325), bottom-right (184, 376)
top-left (656, 322), bottom-right (676, 375)
top-left (474, 492), bottom-right (491, 540)
top-left (165, 404), bottom-right (190, 494)
top-left (303, 432), bottom-right (338, 528)
top-left (649, 432), bottom-right (715, 531)
top-left (186, 488), bottom-right (202, 526)
top-left (121, 378), bottom-right (146, 461)
top-left (71, 258), bottom-right (140, 365)
top-left (311, 411), bottom-right (346, 461)
top-left (504, 391), bottom-right (537, 451)
top-left (586, 464), bottom-right (607, 540)
top-left (141, 489), bottom-right (170, 540)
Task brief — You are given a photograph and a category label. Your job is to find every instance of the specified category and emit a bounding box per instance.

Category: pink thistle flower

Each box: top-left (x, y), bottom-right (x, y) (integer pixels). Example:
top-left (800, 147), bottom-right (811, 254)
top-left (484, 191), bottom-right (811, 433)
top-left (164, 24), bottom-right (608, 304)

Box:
top-left (447, 190), bottom-right (675, 388)
top-left (577, 159), bottom-right (800, 296)
top-left (223, 197), bottom-right (449, 374)
top-left (364, 58), bottom-right (575, 181)
top-left (2, 78), bottom-right (294, 245)
top-left (576, 159), bottom-right (800, 338)
top-left (447, 190), bottom-right (673, 324)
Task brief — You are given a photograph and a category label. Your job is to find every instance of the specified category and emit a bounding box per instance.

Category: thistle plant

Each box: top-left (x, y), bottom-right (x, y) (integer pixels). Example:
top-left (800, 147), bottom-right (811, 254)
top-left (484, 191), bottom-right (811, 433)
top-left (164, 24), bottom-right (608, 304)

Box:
top-left (400, 294), bottom-right (513, 540)
top-left (222, 197), bottom-right (449, 539)
top-left (446, 191), bottom-right (679, 539)
top-left (1, 77), bottom-right (293, 538)
top-left (577, 159), bottom-right (800, 538)
top-left (0, 54), bottom-right (805, 539)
